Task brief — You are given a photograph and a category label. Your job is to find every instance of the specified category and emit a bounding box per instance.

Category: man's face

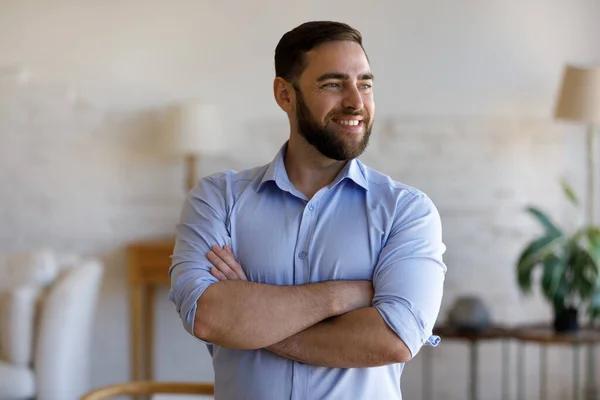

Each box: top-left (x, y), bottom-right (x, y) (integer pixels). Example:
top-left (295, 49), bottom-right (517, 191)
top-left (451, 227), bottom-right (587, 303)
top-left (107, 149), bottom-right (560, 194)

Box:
top-left (292, 41), bottom-right (375, 161)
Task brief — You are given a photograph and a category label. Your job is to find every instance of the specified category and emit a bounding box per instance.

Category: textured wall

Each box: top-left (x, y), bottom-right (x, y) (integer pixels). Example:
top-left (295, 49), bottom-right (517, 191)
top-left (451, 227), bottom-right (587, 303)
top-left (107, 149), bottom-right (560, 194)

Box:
top-left (1, 1), bottom-right (599, 399)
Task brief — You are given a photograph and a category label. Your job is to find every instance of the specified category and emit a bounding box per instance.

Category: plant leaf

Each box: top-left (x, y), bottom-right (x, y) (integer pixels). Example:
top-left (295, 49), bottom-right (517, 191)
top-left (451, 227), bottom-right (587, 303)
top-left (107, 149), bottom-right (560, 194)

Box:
top-left (525, 207), bottom-right (562, 235)
top-left (586, 227), bottom-right (600, 265)
top-left (560, 178), bottom-right (579, 207)
top-left (571, 244), bottom-right (597, 299)
top-left (587, 227), bottom-right (600, 247)
top-left (588, 289), bottom-right (600, 322)
top-left (553, 275), bottom-right (570, 312)
top-left (541, 254), bottom-right (566, 302)
top-left (517, 232), bottom-right (564, 292)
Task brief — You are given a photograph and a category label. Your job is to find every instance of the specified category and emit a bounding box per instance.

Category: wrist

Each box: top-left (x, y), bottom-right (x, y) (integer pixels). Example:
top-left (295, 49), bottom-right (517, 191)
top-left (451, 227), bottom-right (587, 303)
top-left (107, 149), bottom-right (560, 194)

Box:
top-left (326, 281), bottom-right (353, 316)
top-left (328, 280), bottom-right (373, 315)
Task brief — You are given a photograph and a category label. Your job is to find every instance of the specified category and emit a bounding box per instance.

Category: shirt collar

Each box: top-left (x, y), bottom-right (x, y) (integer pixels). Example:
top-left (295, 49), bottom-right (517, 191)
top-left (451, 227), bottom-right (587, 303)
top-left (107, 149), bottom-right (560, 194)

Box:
top-left (257, 142), bottom-right (295, 193)
top-left (258, 141), bottom-right (369, 193)
top-left (333, 155), bottom-right (369, 191)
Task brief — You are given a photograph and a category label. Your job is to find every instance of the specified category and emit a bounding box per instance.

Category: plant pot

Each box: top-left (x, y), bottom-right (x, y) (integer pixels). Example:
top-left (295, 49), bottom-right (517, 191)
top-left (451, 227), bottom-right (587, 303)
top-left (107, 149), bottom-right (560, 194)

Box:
top-left (553, 307), bottom-right (579, 333)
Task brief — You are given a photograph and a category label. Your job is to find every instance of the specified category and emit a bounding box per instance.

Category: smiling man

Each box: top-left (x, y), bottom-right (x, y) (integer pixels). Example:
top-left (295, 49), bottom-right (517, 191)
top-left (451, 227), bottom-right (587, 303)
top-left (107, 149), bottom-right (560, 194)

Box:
top-left (169, 21), bottom-right (447, 400)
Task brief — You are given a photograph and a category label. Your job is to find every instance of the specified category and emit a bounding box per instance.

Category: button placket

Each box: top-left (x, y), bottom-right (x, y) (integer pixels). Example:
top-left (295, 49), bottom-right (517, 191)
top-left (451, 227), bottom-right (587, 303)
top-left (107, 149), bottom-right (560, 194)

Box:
top-left (290, 200), bottom-right (319, 400)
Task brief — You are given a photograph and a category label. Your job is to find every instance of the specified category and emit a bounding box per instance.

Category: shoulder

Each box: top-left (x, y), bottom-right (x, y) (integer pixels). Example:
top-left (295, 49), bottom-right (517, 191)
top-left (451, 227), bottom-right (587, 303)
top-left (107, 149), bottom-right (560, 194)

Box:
top-left (357, 161), bottom-right (441, 233)
top-left (201, 165), bottom-right (264, 186)
top-left (359, 161), bottom-right (434, 207)
top-left (194, 164), bottom-right (267, 196)
top-left (359, 163), bottom-right (443, 246)
top-left (183, 165), bottom-right (268, 219)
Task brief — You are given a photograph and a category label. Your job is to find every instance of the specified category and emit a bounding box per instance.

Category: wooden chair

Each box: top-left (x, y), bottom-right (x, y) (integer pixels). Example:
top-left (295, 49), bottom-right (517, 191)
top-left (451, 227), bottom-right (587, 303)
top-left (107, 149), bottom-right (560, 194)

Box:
top-left (80, 381), bottom-right (214, 400)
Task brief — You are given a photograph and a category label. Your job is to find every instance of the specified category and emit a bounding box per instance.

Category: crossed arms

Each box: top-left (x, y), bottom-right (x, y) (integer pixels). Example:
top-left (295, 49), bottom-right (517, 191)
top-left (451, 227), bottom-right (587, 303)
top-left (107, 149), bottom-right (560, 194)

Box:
top-left (195, 245), bottom-right (408, 367)
top-left (168, 175), bottom-right (446, 369)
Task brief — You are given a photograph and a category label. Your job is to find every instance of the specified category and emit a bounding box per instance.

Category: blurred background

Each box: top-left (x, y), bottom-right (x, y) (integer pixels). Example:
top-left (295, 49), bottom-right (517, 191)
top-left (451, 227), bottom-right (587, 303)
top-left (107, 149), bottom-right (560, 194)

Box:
top-left (1, 1), bottom-right (599, 399)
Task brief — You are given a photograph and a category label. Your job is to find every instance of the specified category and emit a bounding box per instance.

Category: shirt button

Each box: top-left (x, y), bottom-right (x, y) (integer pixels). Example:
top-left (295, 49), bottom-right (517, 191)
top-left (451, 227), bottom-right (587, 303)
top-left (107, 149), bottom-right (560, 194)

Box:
top-left (298, 252), bottom-right (306, 259)
top-left (308, 204), bottom-right (315, 211)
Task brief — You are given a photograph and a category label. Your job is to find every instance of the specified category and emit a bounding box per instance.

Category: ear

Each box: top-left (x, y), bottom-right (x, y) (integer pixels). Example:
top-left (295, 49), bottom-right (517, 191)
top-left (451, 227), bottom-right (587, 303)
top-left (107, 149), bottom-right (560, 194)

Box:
top-left (273, 77), bottom-right (295, 113)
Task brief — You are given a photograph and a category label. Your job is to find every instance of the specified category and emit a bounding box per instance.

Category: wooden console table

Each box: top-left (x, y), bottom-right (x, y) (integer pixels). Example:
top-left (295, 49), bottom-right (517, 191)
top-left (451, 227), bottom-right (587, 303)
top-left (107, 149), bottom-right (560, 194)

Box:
top-left (126, 238), bottom-right (175, 383)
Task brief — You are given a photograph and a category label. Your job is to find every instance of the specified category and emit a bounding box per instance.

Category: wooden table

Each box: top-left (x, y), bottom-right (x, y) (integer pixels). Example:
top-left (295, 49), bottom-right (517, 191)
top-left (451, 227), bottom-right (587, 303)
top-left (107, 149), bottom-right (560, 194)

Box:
top-left (126, 238), bottom-right (175, 383)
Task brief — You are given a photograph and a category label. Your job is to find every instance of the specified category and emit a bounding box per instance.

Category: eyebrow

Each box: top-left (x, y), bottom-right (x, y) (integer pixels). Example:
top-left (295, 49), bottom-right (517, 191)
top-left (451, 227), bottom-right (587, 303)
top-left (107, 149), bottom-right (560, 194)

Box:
top-left (316, 72), bottom-right (374, 82)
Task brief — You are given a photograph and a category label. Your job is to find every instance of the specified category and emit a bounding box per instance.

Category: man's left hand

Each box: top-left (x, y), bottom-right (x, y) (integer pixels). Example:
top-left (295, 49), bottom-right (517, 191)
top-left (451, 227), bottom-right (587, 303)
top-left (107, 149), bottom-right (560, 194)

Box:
top-left (207, 245), bottom-right (248, 281)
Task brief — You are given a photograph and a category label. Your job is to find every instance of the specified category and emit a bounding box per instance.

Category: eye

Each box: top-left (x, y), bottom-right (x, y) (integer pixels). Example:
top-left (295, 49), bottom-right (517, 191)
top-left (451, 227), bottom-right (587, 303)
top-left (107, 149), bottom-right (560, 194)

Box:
top-left (359, 83), bottom-right (372, 90)
top-left (322, 82), bottom-right (342, 89)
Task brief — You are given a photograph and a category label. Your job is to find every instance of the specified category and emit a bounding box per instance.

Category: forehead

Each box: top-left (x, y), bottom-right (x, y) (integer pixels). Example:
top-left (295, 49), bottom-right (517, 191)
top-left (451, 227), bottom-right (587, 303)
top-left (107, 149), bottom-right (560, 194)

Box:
top-left (300, 41), bottom-right (371, 81)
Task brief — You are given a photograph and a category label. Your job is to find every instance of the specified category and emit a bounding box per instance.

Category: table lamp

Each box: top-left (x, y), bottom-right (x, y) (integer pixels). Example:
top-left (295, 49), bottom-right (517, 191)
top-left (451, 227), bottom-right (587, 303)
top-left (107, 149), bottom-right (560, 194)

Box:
top-left (554, 65), bottom-right (600, 225)
top-left (167, 102), bottom-right (224, 191)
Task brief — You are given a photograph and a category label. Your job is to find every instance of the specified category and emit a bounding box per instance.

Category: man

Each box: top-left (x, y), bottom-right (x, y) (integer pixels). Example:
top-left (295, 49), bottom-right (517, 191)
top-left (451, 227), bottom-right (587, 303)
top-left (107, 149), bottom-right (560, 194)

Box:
top-left (169, 21), bottom-right (446, 400)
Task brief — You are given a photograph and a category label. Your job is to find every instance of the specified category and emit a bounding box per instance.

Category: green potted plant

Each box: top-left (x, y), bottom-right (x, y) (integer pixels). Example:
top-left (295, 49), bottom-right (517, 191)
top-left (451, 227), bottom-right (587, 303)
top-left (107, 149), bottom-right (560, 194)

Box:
top-left (516, 180), bottom-right (600, 332)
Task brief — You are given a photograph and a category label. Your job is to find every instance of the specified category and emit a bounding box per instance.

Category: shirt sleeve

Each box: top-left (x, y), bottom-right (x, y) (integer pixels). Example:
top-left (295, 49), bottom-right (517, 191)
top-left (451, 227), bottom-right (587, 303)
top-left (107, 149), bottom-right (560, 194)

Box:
top-left (372, 191), bottom-right (447, 358)
top-left (168, 173), bottom-right (231, 343)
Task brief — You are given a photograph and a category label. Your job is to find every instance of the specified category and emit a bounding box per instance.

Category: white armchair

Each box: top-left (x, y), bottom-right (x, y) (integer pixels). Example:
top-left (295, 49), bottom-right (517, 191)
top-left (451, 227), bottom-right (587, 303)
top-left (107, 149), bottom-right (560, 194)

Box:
top-left (0, 249), bottom-right (104, 400)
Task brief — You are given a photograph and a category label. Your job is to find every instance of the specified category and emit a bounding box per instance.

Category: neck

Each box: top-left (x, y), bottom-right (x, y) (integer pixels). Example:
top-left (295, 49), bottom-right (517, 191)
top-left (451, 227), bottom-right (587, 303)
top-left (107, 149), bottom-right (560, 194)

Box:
top-left (284, 134), bottom-right (347, 199)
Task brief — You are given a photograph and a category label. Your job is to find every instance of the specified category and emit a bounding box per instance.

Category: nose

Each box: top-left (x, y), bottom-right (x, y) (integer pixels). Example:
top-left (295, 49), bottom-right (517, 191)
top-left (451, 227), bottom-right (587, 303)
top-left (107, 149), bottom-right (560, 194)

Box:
top-left (342, 85), bottom-right (364, 111)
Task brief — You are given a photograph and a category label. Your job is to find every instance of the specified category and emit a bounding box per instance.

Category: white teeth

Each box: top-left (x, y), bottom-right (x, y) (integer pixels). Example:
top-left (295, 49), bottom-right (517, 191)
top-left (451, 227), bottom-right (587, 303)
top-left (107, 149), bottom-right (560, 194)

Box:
top-left (336, 120), bottom-right (360, 126)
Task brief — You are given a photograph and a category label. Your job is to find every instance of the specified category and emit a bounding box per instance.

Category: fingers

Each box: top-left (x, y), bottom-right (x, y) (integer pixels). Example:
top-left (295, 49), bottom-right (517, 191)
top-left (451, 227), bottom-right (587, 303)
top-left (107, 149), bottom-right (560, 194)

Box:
top-left (207, 245), bottom-right (248, 281)
top-left (218, 245), bottom-right (248, 280)
top-left (207, 250), bottom-right (239, 280)
top-left (210, 266), bottom-right (228, 281)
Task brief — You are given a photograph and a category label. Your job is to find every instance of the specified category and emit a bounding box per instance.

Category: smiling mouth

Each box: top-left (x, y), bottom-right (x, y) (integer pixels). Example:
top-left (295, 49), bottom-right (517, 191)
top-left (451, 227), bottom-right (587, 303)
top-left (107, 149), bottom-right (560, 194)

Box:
top-left (334, 119), bottom-right (361, 126)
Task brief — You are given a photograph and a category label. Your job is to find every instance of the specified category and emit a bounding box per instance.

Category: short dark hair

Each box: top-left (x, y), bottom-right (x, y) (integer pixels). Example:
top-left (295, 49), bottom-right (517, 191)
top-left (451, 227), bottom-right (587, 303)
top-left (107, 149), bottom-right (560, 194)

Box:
top-left (274, 21), bottom-right (365, 83)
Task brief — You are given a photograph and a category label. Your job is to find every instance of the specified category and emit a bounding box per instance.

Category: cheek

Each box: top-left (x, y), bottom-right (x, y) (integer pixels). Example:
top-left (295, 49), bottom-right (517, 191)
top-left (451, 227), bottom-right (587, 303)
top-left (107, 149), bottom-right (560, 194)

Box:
top-left (308, 94), bottom-right (342, 122)
top-left (316, 103), bottom-right (338, 122)
top-left (364, 99), bottom-right (375, 118)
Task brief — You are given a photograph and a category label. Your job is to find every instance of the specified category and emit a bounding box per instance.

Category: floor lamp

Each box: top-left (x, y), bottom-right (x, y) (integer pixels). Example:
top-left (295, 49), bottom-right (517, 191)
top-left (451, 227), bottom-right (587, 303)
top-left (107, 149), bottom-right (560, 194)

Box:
top-left (554, 65), bottom-right (600, 400)
top-left (167, 102), bottom-right (225, 192)
top-left (554, 65), bottom-right (600, 225)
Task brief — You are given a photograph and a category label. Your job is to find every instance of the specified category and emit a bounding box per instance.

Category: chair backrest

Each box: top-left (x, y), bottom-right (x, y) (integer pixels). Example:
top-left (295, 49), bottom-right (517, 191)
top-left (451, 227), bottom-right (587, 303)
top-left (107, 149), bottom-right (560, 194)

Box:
top-left (35, 258), bottom-right (104, 400)
top-left (80, 381), bottom-right (215, 400)
top-left (0, 249), bottom-right (59, 366)
top-left (0, 284), bottom-right (41, 366)
top-left (0, 251), bottom-right (104, 400)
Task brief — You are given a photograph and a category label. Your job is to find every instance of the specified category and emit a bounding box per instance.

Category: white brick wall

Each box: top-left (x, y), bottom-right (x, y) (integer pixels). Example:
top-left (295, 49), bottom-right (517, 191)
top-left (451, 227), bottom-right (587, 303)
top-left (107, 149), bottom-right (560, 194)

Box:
top-left (1, 1), bottom-right (599, 399)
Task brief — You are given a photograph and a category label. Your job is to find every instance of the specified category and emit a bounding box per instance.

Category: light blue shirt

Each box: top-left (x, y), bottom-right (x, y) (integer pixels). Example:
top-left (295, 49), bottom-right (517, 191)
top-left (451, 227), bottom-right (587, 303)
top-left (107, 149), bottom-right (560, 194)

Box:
top-left (169, 143), bottom-right (446, 400)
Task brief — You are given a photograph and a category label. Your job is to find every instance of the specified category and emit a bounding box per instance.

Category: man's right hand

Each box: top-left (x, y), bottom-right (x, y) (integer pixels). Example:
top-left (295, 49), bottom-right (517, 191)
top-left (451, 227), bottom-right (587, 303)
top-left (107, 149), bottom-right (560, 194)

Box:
top-left (207, 245), bottom-right (248, 281)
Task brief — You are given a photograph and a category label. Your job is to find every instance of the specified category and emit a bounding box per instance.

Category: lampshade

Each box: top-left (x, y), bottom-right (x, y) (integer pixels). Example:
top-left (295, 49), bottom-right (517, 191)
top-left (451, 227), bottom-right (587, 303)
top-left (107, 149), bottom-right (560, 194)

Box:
top-left (554, 65), bottom-right (600, 124)
top-left (167, 102), bottom-right (225, 155)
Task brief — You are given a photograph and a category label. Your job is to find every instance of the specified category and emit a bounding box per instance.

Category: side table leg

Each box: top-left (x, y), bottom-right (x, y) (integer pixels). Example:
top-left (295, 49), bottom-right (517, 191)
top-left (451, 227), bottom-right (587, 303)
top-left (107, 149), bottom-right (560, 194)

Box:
top-left (586, 344), bottom-right (596, 400)
top-left (130, 284), bottom-right (144, 400)
top-left (540, 345), bottom-right (547, 400)
top-left (518, 342), bottom-right (525, 400)
top-left (423, 347), bottom-right (432, 400)
top-left (469, 340), bottom-right (478, 400)
top-left (502, 339), bottom-right (510, 400)
top-left (130, 284), bottom-right (143, 381)
top-left (575, 344), bottom-right (581, 400)
top-left (144, 286), bottom-right (156, 382)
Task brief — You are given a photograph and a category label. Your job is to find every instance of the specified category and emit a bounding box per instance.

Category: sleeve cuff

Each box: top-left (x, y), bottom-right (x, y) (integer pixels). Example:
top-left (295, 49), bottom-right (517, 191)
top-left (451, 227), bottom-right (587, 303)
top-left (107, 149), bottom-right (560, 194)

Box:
top-left (184, 290), bottom-right (215, 345)
top-left (374, 300), bottom-right (440, 358)
top-left (169, 268), bottom-right (218, 345)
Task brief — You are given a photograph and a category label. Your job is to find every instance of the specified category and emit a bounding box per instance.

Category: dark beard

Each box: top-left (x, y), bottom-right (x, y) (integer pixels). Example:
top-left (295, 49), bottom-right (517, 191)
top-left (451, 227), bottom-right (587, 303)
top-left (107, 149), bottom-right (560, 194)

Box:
top-left (295, 88), bottom-right (372, 161)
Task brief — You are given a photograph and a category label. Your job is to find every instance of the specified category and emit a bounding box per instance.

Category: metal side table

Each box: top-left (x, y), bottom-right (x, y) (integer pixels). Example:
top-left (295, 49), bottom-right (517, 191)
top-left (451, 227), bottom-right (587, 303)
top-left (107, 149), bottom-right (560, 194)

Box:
top-left (512, 324), bottom-right (600, 400)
